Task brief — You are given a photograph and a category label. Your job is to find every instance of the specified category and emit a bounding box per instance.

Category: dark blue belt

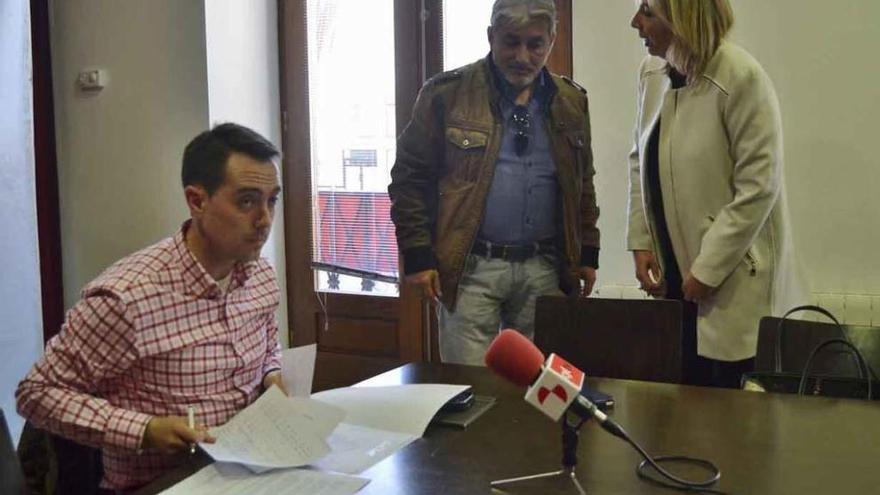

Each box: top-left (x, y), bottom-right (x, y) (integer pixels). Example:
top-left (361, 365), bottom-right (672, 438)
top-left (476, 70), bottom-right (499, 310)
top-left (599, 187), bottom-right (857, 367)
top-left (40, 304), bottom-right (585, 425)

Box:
top-left (471, 239), bottom-right (556, 262)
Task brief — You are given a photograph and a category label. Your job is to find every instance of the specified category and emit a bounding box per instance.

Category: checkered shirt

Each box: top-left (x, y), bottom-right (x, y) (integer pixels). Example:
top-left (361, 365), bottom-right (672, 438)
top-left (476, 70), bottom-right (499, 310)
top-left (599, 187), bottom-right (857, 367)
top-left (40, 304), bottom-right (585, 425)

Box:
top-left (16, 223), bottom-right (282, 490)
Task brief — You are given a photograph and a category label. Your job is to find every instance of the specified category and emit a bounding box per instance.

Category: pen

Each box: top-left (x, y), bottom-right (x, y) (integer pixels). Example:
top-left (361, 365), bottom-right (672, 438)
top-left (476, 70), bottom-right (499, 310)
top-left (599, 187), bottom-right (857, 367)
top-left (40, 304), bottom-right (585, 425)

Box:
top-left (187, 405), bottom-right (196, 455)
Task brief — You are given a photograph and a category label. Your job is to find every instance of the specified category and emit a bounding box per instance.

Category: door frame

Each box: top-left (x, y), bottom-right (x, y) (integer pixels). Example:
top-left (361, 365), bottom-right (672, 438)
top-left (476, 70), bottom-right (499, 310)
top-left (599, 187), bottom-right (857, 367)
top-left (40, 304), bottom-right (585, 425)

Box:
top-left (278, 0), bottom-right (573, 367)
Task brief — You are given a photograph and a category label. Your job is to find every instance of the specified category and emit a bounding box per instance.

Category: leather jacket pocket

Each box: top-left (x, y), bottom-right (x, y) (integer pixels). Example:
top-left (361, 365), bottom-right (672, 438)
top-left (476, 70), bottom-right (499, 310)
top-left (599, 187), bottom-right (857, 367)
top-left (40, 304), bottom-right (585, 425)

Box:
top-left (444, 126), bottom-right (489, 182)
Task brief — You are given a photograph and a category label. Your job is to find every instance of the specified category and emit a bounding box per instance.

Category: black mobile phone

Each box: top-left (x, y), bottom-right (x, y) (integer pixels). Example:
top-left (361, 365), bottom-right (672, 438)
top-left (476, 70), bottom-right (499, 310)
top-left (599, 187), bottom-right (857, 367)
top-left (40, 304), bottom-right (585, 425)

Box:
top-left (440, 389), bottom-right (475, 412)
top-left (581, 387), bottom-right (614, 410)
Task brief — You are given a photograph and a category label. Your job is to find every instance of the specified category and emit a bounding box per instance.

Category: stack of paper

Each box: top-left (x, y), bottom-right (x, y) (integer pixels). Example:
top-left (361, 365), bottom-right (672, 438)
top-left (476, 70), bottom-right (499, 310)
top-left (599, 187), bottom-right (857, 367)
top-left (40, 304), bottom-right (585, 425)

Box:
top-left (159, 463), bottom-right (368, 495)
top-left (164, 343), bottom-right (470, 494)
top-left (200, 386), bottom-right (344, 470)
top-left (310, 384), bottom-right (469, 474)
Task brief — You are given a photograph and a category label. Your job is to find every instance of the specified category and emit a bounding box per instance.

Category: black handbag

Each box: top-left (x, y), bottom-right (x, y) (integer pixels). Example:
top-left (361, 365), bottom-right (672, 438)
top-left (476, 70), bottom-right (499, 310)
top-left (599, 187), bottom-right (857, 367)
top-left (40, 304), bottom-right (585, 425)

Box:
top-left (742, 305), bottom-right (880, 400)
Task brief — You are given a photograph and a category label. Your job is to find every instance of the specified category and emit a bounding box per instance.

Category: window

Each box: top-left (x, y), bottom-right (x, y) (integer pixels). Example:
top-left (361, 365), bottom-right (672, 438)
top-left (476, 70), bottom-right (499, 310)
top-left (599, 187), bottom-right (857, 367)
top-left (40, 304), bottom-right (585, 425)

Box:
top-left (306, 0), bottom-right (399, 296)
top-left (443, 0), bottom-right (496, 70)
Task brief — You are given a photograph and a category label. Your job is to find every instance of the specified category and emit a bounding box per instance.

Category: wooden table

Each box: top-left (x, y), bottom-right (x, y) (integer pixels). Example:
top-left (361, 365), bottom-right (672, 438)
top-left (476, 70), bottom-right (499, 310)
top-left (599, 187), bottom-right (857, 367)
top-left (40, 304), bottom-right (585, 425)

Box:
top-left (137, 363), bottom-right (880, 494)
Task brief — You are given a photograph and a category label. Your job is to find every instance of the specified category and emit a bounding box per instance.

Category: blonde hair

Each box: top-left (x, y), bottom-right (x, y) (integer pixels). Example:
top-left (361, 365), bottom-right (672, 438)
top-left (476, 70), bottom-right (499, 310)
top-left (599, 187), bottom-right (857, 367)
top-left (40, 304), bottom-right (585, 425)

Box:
top-left (652, 0), bottom-right (734, 77)
top-left (491, 0), bottom-right (557, 36)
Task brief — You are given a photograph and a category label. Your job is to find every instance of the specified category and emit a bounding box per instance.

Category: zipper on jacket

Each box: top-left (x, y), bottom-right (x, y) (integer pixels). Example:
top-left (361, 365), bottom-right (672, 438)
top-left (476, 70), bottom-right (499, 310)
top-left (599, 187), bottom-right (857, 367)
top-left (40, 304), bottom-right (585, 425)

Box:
top-left (744, 250), bottom-right (758, 277)
top-left (549, 116), bottom-right (577, 270)
top-left (708, 214), bottom-right (757, 276)
top-left (452, 121), bottom-right (503, 309)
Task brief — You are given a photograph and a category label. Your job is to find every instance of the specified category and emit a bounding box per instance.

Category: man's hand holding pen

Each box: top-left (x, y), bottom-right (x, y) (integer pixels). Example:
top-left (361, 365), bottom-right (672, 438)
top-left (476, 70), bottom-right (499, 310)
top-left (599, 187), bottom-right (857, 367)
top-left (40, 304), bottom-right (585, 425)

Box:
top-left (141, 414), bottom-right (215, 455)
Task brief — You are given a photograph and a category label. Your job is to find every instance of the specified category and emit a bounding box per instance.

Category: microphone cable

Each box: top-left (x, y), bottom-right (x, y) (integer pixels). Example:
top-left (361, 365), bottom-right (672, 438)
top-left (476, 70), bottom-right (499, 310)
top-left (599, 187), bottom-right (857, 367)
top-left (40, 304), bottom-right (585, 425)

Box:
top-left (579, 409), bottom-right (731, 494)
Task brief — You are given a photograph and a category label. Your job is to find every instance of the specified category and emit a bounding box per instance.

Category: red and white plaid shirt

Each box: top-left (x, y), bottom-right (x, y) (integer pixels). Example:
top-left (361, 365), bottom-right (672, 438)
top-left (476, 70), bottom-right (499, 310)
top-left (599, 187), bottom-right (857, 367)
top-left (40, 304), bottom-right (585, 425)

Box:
top-left (16, 222), bottom-right (281, 490)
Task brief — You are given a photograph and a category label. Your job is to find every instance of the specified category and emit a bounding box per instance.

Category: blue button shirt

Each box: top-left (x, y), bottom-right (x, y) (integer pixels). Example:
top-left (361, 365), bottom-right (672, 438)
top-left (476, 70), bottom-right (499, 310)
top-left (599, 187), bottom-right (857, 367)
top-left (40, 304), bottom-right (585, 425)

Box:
top-left (479, 62), bottom-right (558, 244)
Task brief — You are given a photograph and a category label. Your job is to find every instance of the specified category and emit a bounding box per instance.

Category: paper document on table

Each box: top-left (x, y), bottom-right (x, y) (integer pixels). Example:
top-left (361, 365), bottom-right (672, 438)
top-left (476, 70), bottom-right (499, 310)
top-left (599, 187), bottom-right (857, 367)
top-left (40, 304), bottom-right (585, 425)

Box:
top-left (312, 384), bottom-right (469, 436)
top-left (312, 423), bottom-right (417, 474)
top-left (305, 384), bottom-right (467, 474)
top-left (159, 463), bottom-right (368, 495)
top-left (282, 343), bottom-right (317, 397)
top-left (200, 387), bottom-right (344, 469)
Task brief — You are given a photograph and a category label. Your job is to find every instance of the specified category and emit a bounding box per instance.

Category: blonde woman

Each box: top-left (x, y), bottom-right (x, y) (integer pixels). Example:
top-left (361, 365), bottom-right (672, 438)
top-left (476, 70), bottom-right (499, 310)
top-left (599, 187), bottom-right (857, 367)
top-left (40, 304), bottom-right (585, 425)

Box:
top-left (628, 0), bottom-right (805, 387)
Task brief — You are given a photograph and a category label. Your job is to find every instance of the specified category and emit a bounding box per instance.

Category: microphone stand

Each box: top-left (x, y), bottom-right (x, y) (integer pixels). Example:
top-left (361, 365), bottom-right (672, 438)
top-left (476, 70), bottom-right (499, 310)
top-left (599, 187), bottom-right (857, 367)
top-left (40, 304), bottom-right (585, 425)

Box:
top-left (490, 413), bottom-right (588, 495)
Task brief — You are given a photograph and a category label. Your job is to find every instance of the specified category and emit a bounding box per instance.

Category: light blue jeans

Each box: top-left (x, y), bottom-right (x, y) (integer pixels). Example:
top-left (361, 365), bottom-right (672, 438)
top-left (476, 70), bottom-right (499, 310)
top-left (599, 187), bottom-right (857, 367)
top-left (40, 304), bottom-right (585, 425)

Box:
top-left (438, 253), bottom-right (562, 365)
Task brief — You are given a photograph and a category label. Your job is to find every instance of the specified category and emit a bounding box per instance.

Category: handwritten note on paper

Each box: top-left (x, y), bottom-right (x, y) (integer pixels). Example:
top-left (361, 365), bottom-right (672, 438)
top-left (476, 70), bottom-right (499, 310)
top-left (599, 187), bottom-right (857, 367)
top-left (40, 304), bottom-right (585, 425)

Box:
top-left (288, 395), bottom-right (346, 438)
top-left (282, 344), bottom-right (317, 397)
top-left (200, 387), bottom-right (343, 469)
top-left (312, 423), bottom-right (416, 474)
top-left (159, 463), bottom-right (369, 495)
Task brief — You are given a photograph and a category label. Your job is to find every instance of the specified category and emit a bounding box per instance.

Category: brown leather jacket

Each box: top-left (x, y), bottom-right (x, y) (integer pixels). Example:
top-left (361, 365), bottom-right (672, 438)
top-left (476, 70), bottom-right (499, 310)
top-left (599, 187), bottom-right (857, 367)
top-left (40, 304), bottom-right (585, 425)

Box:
top-left (389, 58), bottom-right (600, 310)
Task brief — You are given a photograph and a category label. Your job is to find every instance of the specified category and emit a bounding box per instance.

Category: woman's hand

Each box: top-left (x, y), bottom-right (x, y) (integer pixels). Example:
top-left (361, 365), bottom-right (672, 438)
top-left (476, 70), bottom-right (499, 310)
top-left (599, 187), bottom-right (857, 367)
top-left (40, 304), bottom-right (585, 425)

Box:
top-left (682, 272), bottom-right (714, 303)
top-left (633, 250), bottom-right (665, 297)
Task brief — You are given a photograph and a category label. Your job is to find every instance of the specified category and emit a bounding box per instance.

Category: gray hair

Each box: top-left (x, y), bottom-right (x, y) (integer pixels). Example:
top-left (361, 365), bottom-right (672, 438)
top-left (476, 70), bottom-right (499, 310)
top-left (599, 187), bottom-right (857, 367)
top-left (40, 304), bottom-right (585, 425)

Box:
top-left (490, 0), bottom-right (557, 35)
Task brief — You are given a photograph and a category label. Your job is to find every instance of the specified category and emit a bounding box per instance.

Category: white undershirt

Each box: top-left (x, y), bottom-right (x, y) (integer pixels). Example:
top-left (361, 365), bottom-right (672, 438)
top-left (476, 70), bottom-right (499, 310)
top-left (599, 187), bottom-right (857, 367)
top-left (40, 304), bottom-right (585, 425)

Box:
top-left (216, 274), bottom-right (232, 293)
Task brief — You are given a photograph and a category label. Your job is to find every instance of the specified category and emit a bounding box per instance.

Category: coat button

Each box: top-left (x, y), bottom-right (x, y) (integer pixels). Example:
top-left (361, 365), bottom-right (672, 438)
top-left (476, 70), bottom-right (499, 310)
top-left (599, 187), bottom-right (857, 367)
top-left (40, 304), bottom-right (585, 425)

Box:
top-left (462, 139), bottom-right (470, 146)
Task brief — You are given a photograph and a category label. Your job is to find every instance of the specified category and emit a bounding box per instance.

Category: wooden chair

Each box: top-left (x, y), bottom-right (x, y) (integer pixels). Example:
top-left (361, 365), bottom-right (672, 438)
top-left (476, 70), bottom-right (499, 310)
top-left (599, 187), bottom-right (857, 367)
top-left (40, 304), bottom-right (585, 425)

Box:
top-left (534, 296), bottom-right (696, 383)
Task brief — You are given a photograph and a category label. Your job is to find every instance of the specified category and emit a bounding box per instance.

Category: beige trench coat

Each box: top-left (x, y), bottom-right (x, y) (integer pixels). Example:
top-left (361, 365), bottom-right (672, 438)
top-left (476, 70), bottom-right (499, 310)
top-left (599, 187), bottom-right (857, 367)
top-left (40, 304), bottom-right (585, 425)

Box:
top-left (627, 42), bottom-right (807, 361)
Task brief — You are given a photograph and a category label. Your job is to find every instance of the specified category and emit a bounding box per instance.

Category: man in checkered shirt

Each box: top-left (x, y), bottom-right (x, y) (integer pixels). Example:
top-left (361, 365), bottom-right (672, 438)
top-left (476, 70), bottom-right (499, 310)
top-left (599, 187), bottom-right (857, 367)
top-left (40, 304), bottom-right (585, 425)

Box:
top-left (16, 123), bottom-right (288, 491)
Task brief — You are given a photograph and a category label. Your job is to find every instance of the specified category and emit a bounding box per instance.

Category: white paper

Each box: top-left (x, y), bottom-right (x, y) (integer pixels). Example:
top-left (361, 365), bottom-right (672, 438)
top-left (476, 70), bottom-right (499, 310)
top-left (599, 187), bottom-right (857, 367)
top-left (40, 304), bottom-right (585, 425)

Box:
top-left (200, 387), bottom-right (343, 469)
top-left (244, 396), bottom-right (347, 474)
top-left (159, 463), bottom-right (368, 495)
top-left (312, 423), bottom-right (417, 474)
top-left (287, 396), bottom-right (346, 439)
top-left (306, 384), bottom-right (467, 474)
top-left (282, 344), bottom-right (317, 397)
top-left (312, 384), bottom-right (469, 436)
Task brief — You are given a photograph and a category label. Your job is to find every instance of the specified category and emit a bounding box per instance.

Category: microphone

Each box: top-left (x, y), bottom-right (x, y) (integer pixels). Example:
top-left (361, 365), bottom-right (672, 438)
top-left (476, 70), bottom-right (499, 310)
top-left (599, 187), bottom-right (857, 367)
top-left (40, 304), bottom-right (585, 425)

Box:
top-left (485, 330), bottom-right (625, 438)
top-left (485, 330), bottom-right (724, 492)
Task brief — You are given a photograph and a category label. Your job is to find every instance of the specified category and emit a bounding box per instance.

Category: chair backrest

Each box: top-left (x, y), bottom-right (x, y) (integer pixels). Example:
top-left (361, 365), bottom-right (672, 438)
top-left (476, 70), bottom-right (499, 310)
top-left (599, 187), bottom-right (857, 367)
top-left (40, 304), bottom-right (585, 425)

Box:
top-left (1, 408), bottom-right (26, 495)
top-left (534, 296), bottom-right (693, 383)
top-left (16, 420), bottom-right (107, 495)
top-left (755, 316), bottom-right (880, 377)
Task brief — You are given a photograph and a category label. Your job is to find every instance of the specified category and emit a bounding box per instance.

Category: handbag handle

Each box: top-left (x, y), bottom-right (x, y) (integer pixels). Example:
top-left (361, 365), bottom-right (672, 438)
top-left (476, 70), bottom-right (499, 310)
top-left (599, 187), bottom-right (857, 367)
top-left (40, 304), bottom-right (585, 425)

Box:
top-left (774, 305), bottom-right (847, 373)
top-left (797, 338), bottom-right (872, 399)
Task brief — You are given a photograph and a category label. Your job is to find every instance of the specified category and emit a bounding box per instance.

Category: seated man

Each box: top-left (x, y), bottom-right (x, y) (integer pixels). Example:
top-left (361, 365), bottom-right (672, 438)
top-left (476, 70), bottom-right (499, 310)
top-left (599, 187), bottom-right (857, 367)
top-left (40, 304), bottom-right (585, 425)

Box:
top-left (16, 123), bottom-right (287, 491)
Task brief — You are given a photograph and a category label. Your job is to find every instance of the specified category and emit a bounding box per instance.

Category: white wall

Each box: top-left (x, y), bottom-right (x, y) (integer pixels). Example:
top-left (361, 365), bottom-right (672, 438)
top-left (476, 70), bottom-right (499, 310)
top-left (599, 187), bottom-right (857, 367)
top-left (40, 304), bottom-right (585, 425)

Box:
top-left (0, 0), bottom-right (44, 442)
top-left (205, 0), bottom-right (289, 346)
top-left (573, 0), bottom-right (880, 296)
top-left (52, 0), bottom-right (210, 306)
top-left (51, 0), bottom-right (290, 345)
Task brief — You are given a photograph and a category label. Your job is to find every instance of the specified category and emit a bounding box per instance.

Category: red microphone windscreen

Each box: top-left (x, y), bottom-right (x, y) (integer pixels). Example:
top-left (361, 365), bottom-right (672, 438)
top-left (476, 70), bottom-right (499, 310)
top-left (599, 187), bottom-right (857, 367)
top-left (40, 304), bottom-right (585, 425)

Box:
top-left (484, 329), bottom-right (545, 387)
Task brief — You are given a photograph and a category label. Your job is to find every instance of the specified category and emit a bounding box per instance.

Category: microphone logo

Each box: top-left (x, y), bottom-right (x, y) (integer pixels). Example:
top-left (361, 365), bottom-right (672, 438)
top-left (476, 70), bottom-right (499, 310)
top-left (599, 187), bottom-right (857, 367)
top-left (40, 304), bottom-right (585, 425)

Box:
top-left (550, 355), bottom-right (584, 385)
top-left (524, 353), bottom-right (585, 421)
top-left (537, 385), bottom-right (569, 405)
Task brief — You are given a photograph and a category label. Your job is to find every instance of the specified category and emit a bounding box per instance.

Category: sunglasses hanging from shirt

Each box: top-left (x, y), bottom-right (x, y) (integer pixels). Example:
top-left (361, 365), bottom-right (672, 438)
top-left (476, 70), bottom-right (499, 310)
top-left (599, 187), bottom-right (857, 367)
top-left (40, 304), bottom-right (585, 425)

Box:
top-left (512, 105), bottom-right (530, 156)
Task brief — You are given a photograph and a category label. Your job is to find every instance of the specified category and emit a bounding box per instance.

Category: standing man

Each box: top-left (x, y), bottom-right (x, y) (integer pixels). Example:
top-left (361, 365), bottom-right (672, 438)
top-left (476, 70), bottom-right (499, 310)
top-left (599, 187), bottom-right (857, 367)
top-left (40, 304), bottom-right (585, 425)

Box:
top-left (17, 123), bottom-right (287, 491)
top-left (389, 0), bottom-right (600, 365)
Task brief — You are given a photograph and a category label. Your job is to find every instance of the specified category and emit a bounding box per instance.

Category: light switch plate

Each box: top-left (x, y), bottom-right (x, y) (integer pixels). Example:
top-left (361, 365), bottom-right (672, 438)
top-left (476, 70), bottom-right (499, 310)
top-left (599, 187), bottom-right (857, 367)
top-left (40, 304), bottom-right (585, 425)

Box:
top-left (77, 68), bottom-right (105, 91)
